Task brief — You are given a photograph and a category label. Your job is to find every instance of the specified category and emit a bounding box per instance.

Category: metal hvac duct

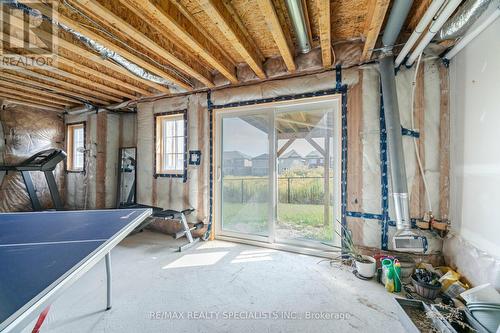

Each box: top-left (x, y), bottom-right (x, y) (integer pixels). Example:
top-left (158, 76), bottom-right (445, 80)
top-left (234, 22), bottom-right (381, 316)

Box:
top-left (284, 0), bottom-right (312, 53)
top-left (437, 0), bottom-right (493, 41)
top-left (379, 0), bottom-right (427, 252)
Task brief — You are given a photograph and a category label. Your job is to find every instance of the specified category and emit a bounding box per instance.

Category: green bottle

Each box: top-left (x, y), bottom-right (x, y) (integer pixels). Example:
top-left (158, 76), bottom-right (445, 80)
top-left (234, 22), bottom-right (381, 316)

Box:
top-left (393, 260), bottom-right (401, 292)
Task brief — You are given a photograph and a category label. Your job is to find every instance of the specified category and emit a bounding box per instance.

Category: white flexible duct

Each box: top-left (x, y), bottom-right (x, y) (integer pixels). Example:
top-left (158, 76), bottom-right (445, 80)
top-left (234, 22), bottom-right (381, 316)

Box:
top-left (406, 0), bottom-right (464, 66)
top-left (395, 0), bottom-right (447, 67)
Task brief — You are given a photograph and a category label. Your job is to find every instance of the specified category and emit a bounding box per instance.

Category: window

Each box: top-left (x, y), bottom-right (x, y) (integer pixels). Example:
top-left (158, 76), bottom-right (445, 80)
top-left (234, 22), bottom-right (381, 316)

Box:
top-left (66, 122), bottom-right (85, 172)
top-left (155, 111), bottom-right (187, 177)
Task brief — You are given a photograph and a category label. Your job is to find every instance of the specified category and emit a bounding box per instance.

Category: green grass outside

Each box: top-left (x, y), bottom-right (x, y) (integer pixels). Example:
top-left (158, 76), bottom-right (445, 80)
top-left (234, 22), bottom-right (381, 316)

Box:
top-left (222, 202), bottom-right (333, 241)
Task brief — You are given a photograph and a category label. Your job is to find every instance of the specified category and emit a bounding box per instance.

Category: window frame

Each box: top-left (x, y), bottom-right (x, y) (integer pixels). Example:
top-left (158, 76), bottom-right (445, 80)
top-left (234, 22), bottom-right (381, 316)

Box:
top-left (66, 121), bottom-right (86, 173)
top-left (154, 110), bottom-right (188, 181)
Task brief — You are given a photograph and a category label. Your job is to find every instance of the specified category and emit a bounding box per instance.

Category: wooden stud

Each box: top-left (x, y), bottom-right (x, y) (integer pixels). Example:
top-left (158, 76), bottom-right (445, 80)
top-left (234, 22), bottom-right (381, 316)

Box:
top-left (95, 111), bottom-right (107, 209)
top-left (439, 63), bottom-right (450, 220)
top-left (197, 0), bottom-right (265, 79)
top-left (346, 72), bottom-right (363, 241)
top-left (361, 0), bottom-right (390, 62)
top-left (317, 0), bottom-right (332, 68)
top-left (116, 0), bottom-right (232, 85)
top-left (410, 64), bottom-right (425, 218)
top-left (256, 0), bottom-right (296, 72)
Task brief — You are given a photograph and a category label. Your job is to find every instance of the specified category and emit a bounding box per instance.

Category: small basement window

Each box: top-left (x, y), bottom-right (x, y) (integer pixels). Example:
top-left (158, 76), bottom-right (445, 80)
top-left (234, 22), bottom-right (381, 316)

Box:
top-left (155, 111), bottom-right (187, 178)
top-left (66, 122), bottom-right (85, 172)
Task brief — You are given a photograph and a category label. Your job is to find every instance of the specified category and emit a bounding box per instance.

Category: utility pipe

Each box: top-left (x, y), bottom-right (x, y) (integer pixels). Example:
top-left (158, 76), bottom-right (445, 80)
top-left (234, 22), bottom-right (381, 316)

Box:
top-left (406, 0), bottom-right (463, 66)
top-left (378, 0), bottom-right (414, 233)
top-left (395, 0), bottom-right (447, 67)
top-left (284, 0), bottom-right (312, 53)
top-left (444, 6), bottom-right (500, 59)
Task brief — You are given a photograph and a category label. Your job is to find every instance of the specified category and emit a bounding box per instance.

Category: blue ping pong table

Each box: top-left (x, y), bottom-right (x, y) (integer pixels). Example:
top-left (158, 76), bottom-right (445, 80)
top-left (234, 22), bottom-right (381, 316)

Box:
top-left (0, 208), bottom-right (152, 333)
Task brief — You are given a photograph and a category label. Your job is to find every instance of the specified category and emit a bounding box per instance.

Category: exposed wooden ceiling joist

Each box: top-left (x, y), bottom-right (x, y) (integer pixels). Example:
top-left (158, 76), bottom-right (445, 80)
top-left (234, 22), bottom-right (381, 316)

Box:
top-left (197, 0), bottom-right (265, 79)
top-left (3, 44), bottom-right (134, 101)
top-left (68, 0), bottom-right (213, 89)
top-left (255, 0), bottom-right (296, 72)
top-left (0, 77), bottom-right (81, 104)
top-left (316, 0), bottom-right (332, 68)
top-left (0, 86), bottom-right (71, 107)
top-left (19, 1), bottom-right (173, 93)
top-left (4, 68), bottom-right (109, 105)
top-left (1, 31), bottom-right (148, 97)
top-left (115, 0), bottom-right (236, 85)
top-left (0, 93), bottom-right (65, 111)
top-left (361, 0), bottom-right (390, 62)
top-left (407, 0), bottom-right (432, 31)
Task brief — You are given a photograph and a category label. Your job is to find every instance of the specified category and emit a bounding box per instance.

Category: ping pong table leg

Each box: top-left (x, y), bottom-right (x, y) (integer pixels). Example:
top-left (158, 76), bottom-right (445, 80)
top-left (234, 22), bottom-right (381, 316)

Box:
top-left (105, 253), bottom-right (112, 310)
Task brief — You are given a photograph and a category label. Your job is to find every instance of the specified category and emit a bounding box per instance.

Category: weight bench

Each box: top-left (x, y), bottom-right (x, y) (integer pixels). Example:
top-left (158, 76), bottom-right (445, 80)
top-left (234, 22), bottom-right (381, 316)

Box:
top-left (124, 204), bottom-right (204, 252)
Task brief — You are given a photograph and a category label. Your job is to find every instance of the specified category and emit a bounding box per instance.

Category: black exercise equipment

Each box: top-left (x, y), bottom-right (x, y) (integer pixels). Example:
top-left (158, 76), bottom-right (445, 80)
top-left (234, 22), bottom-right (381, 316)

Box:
top-left (0, 149), bottom-right (66, 210)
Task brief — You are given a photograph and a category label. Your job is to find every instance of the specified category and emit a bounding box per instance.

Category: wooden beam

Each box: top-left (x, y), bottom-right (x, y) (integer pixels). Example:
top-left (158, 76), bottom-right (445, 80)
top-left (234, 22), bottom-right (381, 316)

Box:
top-left (0, 98), bottom-right (63, 112)
top-left (256, 0), bottom-right (296, 72)
top-left (305, 137), bottom-right (326, 157)
top-left (197, 0), bottom-right (265, 79)
top-left (0, 71), bottom-right (92, 104)
top-left (5, 68), bottom-right (109, 104)
top-left (69, 0), bottom-right (213, 88)
top-left (407, 0), bottom-right (432, 31)
top-left (317, 0), bottom-right (332, 68)
top-left (439, 63), bottom-right (450, 220)
top-left (116, 0), bottom-right (234, 85)
top-left (18, 1), bottom-right (173, 93)
top-left (277, 139), bottom-right (296, 157)
top-left (0, 93), bottom-right (65, 111)
top-left (361, 0), bottom-right (390, 62)
top-left (0, 84), bottom-right (72, 106)
top-left (0, 77), bottom-right (81, 104)
top-left (5, 4), bottom-right (163, 94)
top-left (0, 29), bottom-right (147, 97)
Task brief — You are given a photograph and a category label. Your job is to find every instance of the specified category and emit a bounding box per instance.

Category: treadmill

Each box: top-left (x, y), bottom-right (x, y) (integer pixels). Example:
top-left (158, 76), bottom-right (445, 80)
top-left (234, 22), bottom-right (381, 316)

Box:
top-left (0, 149), bottom-right (66, 210)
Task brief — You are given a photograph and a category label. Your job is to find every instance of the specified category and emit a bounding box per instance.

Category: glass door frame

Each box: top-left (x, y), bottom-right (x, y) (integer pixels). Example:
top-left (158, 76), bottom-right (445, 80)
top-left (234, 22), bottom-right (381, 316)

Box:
top-left (214, 95), bottom-right (342, 251)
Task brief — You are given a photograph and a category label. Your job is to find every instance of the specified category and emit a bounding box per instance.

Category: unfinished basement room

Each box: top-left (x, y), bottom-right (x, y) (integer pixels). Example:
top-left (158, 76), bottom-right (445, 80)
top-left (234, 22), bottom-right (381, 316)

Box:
top-left (1, 0), bottom-right (499, 332)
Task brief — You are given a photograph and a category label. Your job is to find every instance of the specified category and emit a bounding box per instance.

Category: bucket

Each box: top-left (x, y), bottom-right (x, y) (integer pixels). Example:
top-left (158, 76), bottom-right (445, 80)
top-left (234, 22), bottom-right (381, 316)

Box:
top-left (411, 275), bottom-right (442, 300)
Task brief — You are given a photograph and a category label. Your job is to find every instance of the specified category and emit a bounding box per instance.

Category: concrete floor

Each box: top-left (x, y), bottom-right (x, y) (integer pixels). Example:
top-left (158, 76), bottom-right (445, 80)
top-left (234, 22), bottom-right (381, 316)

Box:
top-left (25, 230), bottom-right (407, 333)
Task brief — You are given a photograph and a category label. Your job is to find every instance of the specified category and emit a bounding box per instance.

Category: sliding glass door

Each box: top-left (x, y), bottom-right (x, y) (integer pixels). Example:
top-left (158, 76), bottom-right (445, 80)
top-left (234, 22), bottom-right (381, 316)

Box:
top-left (275, 107), bottom-right (334, 244)
top-left (215, 96), bottom-right (341, 249)
top-left (217, 111), bottom-right (273, 240)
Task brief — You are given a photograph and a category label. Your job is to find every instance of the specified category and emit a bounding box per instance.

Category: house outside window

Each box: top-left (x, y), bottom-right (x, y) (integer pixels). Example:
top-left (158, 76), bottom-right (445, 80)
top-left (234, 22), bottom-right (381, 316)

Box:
top-left (155, 111), bottom-right (187, 179)
top-left (66, 122), bottom-right (85, 172)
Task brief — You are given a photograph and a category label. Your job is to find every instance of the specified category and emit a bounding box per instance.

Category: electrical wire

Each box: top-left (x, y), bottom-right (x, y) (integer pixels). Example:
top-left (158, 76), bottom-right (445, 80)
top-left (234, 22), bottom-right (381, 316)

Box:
top-left (410, 53), bottom-right (433, 214)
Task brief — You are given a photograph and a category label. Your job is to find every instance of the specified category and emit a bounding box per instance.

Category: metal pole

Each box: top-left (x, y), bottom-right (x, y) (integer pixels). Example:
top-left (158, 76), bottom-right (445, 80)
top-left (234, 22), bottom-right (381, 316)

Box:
top-left (105, 253), bottom-right (112, 310)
